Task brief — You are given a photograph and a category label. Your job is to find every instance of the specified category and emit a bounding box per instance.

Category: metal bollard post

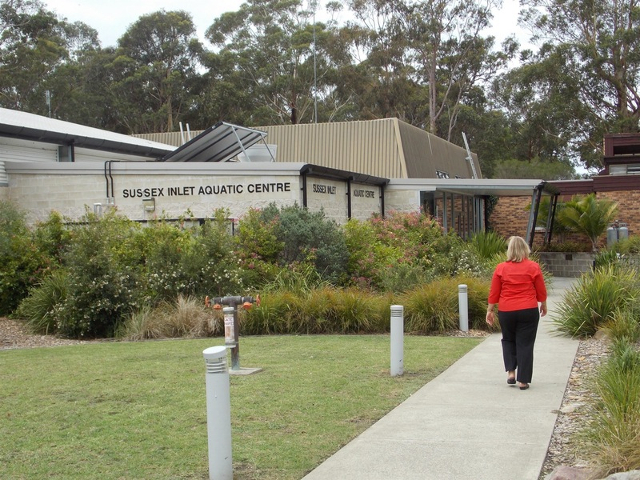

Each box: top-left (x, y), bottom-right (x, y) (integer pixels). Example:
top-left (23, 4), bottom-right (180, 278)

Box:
top-left (390, 305), bottom-right (404, 377)
top-left (203, 346), bottom-right (233, 480)
top-left (458, 284), bottom-right (469, 332)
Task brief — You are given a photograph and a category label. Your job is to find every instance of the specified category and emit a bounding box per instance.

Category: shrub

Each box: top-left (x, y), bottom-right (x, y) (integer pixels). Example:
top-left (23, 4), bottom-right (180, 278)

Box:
top-left (55, 211), bottom-right (143, 338)
top-left (243, 290), bottom-right (304, 334)
top-left (274, 204), bottom-right (349, 285)
top-left (15, 270), bottom-right (69, 335)
top-left (556, 194), bottom-right (618, 252)
top-left (614, 235), bottom-right (640, 255)
top-left (470, 231), bottom-right (507, 259)
top-left (234, 207), bottom-right (283, 289)
top-left (32, 211), bottom-right (72, 266)
top-left (0, 201), bottom-right (52, 315)
top-left (601, 306), bottom-right (640, 344)
top-left (401, 276), bottom-right (493, 334)
top-left (344, 218), bottom-right (404, 289)
top-left (581, 339), bottom-right (640, 477)
top-left (554, 264), bottom-right (639, 338)
top-left (118, 296), bottom-right (218, 340)
top-left (378, 262), bottom-right (432, 293)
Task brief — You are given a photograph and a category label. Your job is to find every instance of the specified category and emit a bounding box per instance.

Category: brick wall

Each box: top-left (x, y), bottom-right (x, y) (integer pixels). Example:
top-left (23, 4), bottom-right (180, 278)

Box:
top-left (597, 190), bottom-right (640, 237)
top-left (490, 189), bottom-right (640, 249)
top-left (489, 196), bottom-right (530, 238)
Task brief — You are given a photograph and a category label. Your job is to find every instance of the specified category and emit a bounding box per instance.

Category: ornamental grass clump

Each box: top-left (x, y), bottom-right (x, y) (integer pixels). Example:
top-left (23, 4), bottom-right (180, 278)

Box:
top-left (554, 264), bottom-right (639, 338)
top-left (118, 295), bottom-right (218, 340)
top-left (581, 339), bottom-right (640, 477)
top-left (402, 280), bottom-right (458, 333)
top-left (402, 275), bottom-right (492, 334)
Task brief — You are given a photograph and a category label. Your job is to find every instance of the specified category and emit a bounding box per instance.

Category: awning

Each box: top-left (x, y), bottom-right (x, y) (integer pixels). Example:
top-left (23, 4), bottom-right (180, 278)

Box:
top-left (161, 122), bottom-right (269, 163)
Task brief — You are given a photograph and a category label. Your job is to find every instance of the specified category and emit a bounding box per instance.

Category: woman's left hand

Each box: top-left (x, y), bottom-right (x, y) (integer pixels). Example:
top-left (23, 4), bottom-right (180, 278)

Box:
top-left (486, 310), bottom-right (495, 326)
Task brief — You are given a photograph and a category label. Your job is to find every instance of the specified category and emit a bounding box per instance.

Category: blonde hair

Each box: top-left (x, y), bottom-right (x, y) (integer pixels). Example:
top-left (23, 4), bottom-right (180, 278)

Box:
top-left (506, 236), bottom-right (530, 262)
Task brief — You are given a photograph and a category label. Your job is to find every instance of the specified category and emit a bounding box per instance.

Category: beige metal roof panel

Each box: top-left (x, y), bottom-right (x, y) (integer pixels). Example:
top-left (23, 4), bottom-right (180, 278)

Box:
top-left (254, 119), bottom-right (406, 178)
top-left (396, 121), bottom-right (481, 179)
top-left (136, 118), bottom-right (479, 179)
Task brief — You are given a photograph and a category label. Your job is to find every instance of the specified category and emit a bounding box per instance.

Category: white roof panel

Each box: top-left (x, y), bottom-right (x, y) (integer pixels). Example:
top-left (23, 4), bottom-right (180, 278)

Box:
top-left (0, 107), bottom-right (175, 158)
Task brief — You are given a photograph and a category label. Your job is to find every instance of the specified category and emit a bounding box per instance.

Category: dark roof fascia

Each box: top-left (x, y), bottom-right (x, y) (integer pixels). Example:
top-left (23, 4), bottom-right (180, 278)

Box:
top-left (299, 164), bottom-right (389, 187)
top-left (546, 179), bottom-right (594, 196)
top-left (593, 175), bottom-right (640, 192)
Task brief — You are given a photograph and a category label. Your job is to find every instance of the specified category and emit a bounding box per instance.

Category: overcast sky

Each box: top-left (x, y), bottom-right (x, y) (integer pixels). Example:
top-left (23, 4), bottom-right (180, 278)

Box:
top-left (42, 0), bottom-right (527, 49)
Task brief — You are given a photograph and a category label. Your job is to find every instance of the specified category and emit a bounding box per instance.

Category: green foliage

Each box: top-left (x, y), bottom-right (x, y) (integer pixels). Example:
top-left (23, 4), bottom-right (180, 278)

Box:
top-left (378, 263), bottom-right (432, 293)
top-left (0, 201), bottom-right (52, 315)
top-left (262, 262), bottom-right (331, 295)
top-left (614, 235), bottom-right (640, 255)
top-left (430, 234), bottom-right (492, 278)
top-left (55, 210), bottom-right (143, 337)
top-left (32, 211), bottom-right (72, 266)
top-left (554, 264), bottom-right (639, 338)
top-left (345, 211), bottom-right (454, 290)
top-left (15, 270), bottom-right (69, 335)
top-left (594, 248), bottom-right (623, 270)
top-left (234, 207), bottom-right (284, 288)
top-left (601, 307), bottom-right (640, 344)
top-left (492, 158), bottom-right (577, 180)
top-left (469, 230), bottom-right (507, 259)
top-left (244, 287), bottom-right (390, 335)
top-left (118, 295), bottom-right (218, 340)
top-left (269, 204), bottom-right (349, 285)
top-left (581, 339), bottom-right (640, 477)
top-left (556, 194), bottom-right (619, 252)
top-left (402, 276), bottom-right (492, 334)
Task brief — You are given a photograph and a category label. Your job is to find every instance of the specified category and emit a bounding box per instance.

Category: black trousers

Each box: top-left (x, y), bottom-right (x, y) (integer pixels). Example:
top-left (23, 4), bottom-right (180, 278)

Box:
top-left (498, 307), bottom-right (540, 384)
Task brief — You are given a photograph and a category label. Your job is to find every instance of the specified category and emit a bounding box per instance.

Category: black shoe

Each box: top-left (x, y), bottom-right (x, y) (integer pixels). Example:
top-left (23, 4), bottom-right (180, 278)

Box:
top-left (519, 383), bottom-right (529, 390)
top-left (507, 377), bottom-right (516, 385)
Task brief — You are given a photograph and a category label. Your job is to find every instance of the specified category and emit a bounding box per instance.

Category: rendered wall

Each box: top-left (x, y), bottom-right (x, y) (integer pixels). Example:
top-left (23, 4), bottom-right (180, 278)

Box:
top-left (3, 162), bottom-right (383, 225)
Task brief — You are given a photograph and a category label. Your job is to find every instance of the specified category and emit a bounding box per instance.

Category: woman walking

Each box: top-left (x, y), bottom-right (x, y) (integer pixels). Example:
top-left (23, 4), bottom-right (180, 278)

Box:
top-left (486, 236), bottom-right (548, 390)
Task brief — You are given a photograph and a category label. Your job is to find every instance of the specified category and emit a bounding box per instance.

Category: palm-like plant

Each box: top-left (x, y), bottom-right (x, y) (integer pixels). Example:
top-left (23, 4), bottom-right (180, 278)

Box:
top-left (556, 194), bottom-right (619, 252)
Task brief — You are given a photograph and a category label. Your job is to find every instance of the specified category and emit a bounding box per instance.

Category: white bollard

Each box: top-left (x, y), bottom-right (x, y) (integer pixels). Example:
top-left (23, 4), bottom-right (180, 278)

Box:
top-left (458, 284), bottom-right (469, 332)
top-left (390, 305), bottom-right (404, 377)
top-left (203, 346), bottom-right (233, 480)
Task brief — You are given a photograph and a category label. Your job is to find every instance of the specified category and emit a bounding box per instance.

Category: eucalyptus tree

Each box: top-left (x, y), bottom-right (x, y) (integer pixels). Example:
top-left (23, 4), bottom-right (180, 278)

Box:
top-left (0, 0), bottom-right (99, 116)
top-left (519, 0), bottom-right (640, 168)
top-left (404, 0), bottom-right (511, 140)
top-left (340, 0), bottom-right (423, 123)
top-left (206, 0), bottom-right (339, 125)
top-left (115, 10), bottom-right (203, 133)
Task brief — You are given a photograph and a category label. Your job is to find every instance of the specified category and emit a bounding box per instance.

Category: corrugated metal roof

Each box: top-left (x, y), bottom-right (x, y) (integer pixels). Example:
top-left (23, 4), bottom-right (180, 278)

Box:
top-left (396, 121), bottom-right (480, 179)
top-left (135, 118), bottom-right (479, 179)
top-left (0, 108), bottom-right (175, 158)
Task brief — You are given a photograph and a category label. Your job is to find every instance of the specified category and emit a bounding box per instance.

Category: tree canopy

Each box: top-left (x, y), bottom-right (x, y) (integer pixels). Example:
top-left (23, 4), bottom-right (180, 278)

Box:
top-left (2, 0), bottom-right (638, 176)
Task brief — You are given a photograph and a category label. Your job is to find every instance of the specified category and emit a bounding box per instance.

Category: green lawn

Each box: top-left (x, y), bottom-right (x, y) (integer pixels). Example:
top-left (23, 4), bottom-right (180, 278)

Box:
top-left (1, 335), bottom-right (482, 479)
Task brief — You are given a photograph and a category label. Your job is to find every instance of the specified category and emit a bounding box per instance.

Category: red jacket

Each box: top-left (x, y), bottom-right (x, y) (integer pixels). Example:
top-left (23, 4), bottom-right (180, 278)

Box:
top-left (488, 259), bottom-right (547, 312)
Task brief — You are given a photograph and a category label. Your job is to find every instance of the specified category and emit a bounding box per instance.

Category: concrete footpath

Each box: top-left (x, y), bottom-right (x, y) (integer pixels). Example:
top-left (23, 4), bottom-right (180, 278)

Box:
top-left (303, 277), bottom-right (579, 480)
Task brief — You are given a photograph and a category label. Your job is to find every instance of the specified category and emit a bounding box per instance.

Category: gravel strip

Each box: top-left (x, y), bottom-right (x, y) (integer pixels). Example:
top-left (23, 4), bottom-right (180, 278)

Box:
top-left (539, 336), bottom-right (610, 478)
